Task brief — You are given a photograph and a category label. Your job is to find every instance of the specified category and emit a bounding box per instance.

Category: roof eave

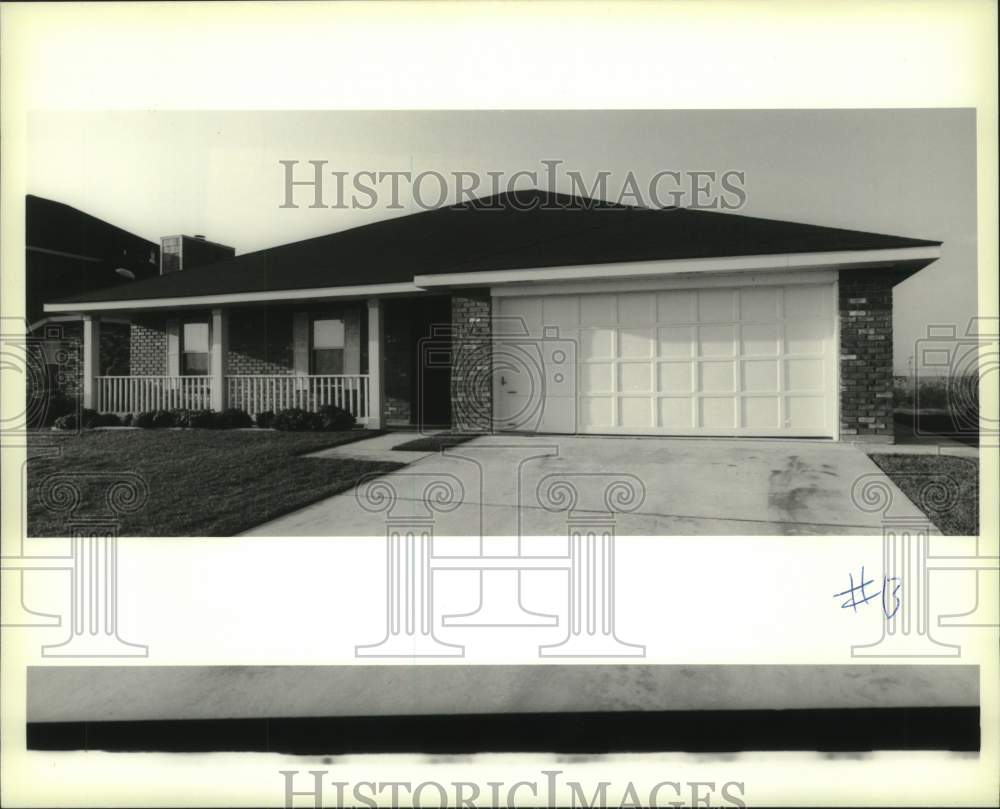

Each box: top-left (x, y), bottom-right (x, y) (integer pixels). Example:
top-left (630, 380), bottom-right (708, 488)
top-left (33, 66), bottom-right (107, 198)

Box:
top-left (43, 245), bottom-right (942, 314)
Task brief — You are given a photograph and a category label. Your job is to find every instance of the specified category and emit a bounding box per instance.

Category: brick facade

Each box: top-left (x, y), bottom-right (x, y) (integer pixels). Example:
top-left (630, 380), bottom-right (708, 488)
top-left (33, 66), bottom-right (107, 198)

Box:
top-left (227, 307), bottom-right (295, 375)
top-left (130, 316), bottom-right (168, 375)
top-left (838, 269), bottom-right (896, 443)
top-left (450, 289), bottom-right (493, 432)
top-left (128, 305), bottom-right (364, 379)
top-left (118, 276), bottom-right (901, 439)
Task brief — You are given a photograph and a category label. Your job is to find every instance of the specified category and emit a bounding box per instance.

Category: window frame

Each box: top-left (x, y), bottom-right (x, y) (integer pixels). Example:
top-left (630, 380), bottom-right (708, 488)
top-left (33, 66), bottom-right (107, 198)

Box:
top-left (180, 320), bottom-right (210, 376)
top-left (310, 316), bottom-right (346, 375)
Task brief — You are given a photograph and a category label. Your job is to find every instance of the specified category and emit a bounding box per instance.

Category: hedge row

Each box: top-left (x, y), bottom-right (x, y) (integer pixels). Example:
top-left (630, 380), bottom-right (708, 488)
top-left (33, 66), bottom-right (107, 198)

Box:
top-left (52, 404), bottom-right (355, 432)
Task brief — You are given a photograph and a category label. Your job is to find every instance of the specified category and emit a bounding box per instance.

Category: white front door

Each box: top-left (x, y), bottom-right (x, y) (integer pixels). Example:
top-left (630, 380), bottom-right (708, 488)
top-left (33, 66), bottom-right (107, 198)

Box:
top-left (494, 282), bottom-right (837, 438)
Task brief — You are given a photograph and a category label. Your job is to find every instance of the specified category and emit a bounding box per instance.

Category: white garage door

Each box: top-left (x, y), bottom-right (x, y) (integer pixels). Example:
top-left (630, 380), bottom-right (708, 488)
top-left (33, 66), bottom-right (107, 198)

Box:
top-left (493, 282), bottom-right (837, 437)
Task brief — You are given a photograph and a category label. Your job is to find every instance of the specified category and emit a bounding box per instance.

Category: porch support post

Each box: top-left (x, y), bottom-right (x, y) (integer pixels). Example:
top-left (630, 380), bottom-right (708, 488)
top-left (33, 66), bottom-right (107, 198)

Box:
top-left (210, 307), bottom-right (228, 411)
top-left (82, 314), bottom-right (100, 410)
top-left (367, 298), bottom-right (384, 429)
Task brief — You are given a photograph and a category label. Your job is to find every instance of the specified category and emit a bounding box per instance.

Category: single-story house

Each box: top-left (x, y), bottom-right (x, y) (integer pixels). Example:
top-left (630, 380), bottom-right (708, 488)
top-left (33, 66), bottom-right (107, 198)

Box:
top-left (43, 189), bottom-right (941, 442)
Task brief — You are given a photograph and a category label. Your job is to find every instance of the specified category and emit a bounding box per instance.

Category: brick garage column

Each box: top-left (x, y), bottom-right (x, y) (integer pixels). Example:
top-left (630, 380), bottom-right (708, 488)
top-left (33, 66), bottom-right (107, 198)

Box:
top-left (838, 270), bottom-right (896, 443)
top-left (450, 289), bottom-right (493, 432)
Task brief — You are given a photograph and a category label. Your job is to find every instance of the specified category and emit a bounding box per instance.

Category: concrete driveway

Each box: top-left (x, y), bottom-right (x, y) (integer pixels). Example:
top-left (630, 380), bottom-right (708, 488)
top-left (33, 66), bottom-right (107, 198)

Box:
top-left (243, 434), bottom-right (931, 536)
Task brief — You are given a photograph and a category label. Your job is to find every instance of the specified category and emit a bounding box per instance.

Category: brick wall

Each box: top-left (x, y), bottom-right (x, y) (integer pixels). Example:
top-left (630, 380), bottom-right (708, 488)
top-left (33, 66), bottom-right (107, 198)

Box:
top-left (227, 307), bottom-right (295, 374)
top-left (450, 289), bottom-right (492, 432)
top-left (838, 270), bottom-right (896, 443)
top-left (129, 305), bottom-right (364, 378)
top-left (130, 317), bottom-right (167, 375)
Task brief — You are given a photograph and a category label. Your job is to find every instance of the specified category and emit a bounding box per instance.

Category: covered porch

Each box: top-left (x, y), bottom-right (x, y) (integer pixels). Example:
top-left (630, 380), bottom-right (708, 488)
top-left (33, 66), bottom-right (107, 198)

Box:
top-left (77, 298), bottom-right (389, 428)
top-left (67, 291), bottom-right (463, 430)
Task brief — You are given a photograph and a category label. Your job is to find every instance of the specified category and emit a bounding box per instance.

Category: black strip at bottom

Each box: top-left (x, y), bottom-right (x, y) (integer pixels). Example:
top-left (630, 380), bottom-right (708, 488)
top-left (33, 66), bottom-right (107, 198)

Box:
top-left (27, 707), bottom-right (979, 754)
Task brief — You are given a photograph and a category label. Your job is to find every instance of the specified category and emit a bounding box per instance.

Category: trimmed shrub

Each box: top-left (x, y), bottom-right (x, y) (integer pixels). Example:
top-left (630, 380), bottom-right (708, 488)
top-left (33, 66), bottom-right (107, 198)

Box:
top-left (53, 412), bottom-right (78, 430)
top-left (271, 408), bottom-right (323, 431)
top-left (151, 410), bottom-right (178, 429)
top-left (40, 391), bottom-right (78, 427)
top-left (52, 408), bottom-right (105, 430)
top-left (121, 413), bottom-right (134, 427)
top-left (317, 404), bottom-right (355, 431)
top-left (185, 409), bottom-right (218, 429)
top-left (255, 410), bottom-right (275, 429)
top-left (213, 408), bottom-right (254, 429)
top-left (135, 411), bottom-right (156, 429)
top-left (92, 412), bottom-right (121, 427)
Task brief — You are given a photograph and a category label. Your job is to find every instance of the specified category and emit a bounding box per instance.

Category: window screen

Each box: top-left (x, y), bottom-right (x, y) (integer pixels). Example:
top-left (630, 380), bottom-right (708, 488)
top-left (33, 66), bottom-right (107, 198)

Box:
top-left (313, 318), bottom-right (345, 374)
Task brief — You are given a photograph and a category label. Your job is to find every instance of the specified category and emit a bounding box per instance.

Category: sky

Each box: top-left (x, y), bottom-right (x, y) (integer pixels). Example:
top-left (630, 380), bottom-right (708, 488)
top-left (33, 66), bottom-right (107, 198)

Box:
top-left (27, 109), bottom-right (977, 372)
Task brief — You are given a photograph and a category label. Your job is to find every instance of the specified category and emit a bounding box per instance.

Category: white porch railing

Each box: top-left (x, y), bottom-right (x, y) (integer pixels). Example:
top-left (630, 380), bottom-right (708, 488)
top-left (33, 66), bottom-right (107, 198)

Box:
top-left (94, 374), bottom-right (371, 424)
top-left (227, 375), bottom-right (370, 422)
top-left (97, 376), bottom-right (212, 414)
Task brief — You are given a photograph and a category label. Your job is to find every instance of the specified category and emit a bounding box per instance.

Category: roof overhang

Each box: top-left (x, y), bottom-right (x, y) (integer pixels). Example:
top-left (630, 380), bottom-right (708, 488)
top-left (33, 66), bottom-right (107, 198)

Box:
top-left (44, 282), bottom-right (424, 314)
top-left (43, 245), bottom-right (941, 314)
top-left (413, 246), bottom-right (942, 289)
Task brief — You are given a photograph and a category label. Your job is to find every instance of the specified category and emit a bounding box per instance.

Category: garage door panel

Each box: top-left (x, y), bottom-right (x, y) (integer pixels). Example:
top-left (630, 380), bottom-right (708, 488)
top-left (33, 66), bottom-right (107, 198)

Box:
top-left (785, 319), bottom-right (827, 354)
top-left (580, 362), bottom-right (614, 392)
top-left (699, 361), bottom-right (736, 393)
top-left (786, 358), bottom-right (825, 392)
top-left (657, 290), bottom-right (697, 322)
top-left (785, 285), bottom-right (828, 318)
top-left (618, 292), bottom-right (656, 324)
top-left (659, 326), bottom-right (695, 357)
top-left (580, 328), bottom-right (615, 360)
top-left (742, 359), bottom-right (779, 392)
top-left (620, 362), bottom-right (653, 392)
top-left (740, 287), bottom-right (781, 321)
top-left (620, 397), bottom-right (653, 429)
top-left (496, 282), bottom-right (835, 438)
top-left (658, 397), bottom-right (694, 429)
top-left (787, 396), bottom-right (826, 429)
top-left (700, 397), bottom-right (736, 429)
top-left (542, 295), bottom-right (578, 326)
top-left (743, 397), bottom-right (781, 429)
top-left (580, 396), bottom-right (613, 428)
top-left (580, 295), bottom-right (616, 323)
top-left (698, 324), bottom-right (736, 357)
top-left (697, 289), bottom-right (738, 321)
top-left (658, 361), bottom-right (694, 393)
top-left (741, 323), bottom-right (781, 356)
top-left (620, 328), bottom-right (655, 359)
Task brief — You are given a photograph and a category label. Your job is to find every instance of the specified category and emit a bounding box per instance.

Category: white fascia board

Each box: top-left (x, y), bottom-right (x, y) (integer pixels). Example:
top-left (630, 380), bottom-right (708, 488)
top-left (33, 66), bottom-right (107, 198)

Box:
top-left (491, 269), bottom-right (838, 298)
top-left (43, 282), bottom-right (424, 314)
top-left (414, 246), bottom-right (942, 288)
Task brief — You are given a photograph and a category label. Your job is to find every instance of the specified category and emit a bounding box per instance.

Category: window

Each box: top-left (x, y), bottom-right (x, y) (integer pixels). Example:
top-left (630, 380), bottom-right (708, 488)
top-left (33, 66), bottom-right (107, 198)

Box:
top-left (312, 318), bottom-right (344, 374)
top-left (182, 322), bottom-right (209, 375)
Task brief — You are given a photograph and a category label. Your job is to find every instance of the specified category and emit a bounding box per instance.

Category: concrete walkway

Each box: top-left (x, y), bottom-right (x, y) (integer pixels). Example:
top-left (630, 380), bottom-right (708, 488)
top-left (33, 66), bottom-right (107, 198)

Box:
top-left (874, 422), bottom-right (980, 458)
top-left (243, 434), bottom-right (934, 536)
top-left (306, 431), bottom-right (439, 463)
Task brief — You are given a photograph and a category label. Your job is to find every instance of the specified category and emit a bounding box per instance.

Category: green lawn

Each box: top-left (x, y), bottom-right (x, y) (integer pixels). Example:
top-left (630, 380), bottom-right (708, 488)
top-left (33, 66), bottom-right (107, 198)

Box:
top-left (27, 430), bottom-right (404, 537)
top-left (391, 432), bottom-right (482, 452)
top-left (868, 454), bottom-right (979, 536)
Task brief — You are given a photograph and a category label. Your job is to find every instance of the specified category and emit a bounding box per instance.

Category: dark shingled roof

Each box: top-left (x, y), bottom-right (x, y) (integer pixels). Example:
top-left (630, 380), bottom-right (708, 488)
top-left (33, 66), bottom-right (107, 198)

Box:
top-left (52, 189), bottom-right (941, 305)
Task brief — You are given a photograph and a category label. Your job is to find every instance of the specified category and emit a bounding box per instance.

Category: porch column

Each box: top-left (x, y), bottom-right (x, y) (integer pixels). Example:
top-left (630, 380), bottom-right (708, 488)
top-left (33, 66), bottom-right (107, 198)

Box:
top-left (82, 315), bottom-right (100, 410)
top-left (210, 307), bottom-right (229, 411)
top-left (367, 298), bottom-right (384, 429)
